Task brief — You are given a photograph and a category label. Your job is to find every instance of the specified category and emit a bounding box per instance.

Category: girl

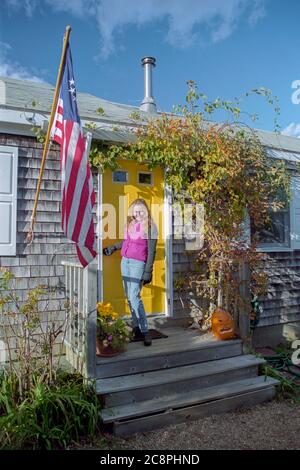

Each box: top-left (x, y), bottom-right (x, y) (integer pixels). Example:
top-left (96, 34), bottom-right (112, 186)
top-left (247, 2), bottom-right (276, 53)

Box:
top-left (103, 198), bottom-right (157, 346)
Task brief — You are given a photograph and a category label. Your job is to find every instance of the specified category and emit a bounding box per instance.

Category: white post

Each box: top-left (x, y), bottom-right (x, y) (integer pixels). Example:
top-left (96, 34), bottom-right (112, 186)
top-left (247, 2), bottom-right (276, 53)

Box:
top-left (97, 171), bottom-right (104, 302)
top-left (164, 178), bottom-right (174, 317)
top-left (84, 263), bottom-right (98, 379)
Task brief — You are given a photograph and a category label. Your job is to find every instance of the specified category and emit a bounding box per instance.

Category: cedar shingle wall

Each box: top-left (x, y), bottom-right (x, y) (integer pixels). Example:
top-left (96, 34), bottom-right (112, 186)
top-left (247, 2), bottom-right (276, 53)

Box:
top-left (256, 251), bottom-right (300, 327)
top-left (172, 212), bottom-right (206, 319)
top-left (171, 219), bottom-right (300, 328)
top-left (1, 133), bottom-right (299, 347)
top-left (172, 237), bottom-right (203, 318)
top-left (0, 135), bottom-right (98, 346)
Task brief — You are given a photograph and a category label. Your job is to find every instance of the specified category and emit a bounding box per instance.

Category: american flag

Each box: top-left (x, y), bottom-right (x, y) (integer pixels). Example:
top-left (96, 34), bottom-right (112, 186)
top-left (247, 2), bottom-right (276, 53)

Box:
top-left (51, 44), bottom-right (97, 267)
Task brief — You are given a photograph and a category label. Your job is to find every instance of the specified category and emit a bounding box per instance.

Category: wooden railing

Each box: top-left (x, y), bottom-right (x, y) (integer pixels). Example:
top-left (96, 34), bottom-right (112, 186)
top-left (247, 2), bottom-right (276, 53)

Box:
top-left (61, 260), bottom-right (98, 379)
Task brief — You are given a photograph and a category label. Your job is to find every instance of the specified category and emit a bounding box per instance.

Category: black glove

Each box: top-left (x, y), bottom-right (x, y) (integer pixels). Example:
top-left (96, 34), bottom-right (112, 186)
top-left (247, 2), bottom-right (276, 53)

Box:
top-left (142, 273), bottom-right (152, 285)
top-left (103, 246), bottom-right (115, 256)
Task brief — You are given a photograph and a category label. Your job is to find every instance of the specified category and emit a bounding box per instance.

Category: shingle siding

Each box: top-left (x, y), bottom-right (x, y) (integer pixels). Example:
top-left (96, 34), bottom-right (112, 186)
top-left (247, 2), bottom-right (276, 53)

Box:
top-left (0, 133), bottom-right (78, 321)
top-left (172, 231), bottom-right (206, 319)
top-left (256, 251), bottom-right (300, 327)
top-left (171, 218), bottom-right (300, 330)
top-left (1, 132), bottom-right (300, 352)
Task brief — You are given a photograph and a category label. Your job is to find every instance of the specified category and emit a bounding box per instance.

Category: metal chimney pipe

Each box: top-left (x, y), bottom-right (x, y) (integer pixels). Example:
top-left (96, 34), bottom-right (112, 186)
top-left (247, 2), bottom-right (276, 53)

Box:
top-left (140, 56), bottom-right (157, 113)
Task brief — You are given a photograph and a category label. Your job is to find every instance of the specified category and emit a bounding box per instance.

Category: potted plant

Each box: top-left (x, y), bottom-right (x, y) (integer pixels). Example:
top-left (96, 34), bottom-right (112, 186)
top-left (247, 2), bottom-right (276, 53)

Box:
top-left (96, 302), bottom-right (131, 357)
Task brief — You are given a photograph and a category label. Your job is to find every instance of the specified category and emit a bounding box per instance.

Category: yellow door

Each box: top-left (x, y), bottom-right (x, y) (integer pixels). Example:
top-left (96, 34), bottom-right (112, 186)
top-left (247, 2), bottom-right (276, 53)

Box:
top-left (102, 159), bottom-right (165, 316)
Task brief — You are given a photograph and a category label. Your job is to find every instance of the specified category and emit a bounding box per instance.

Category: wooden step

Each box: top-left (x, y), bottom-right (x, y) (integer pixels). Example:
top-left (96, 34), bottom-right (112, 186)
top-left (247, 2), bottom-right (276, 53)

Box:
top-left (97, 355), bottom-right (265, 405)
top-left (96, 338), bottom-right (243, 379)
top-left (101, 376), bottom-right (278, 424)
top-left (111, 380), bottom-right (278, 437)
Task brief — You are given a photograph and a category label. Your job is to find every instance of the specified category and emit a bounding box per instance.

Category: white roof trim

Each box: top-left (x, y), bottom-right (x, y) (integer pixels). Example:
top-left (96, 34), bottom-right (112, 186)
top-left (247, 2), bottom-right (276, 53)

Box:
top-left (265, 147), bottom-right (300, 163)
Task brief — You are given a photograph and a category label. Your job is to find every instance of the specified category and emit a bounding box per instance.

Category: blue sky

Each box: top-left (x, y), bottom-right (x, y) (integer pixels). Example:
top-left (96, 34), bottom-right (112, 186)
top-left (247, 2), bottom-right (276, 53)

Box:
top-left (1, 0), bottom-right (300, 135)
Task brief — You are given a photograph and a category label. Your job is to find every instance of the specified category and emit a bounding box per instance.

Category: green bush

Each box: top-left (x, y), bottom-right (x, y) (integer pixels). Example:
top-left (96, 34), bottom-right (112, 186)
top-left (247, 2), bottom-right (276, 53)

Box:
top-left (0, 370), bottom-right (101, 449)
top-left (0, 269), bottom-right (103, 449)
top-left (261, 362), bottom-right (300, 403)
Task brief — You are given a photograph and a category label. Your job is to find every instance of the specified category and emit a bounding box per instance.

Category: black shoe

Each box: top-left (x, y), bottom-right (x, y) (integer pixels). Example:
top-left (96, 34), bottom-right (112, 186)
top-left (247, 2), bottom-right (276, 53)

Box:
top-left (132, 326), bottom-right (142, 340)
top-left (143, 331), bottom-right (152, 346)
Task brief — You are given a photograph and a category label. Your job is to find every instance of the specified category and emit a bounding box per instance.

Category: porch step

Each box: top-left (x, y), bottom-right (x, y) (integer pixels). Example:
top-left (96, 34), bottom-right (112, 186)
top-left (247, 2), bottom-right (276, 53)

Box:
top-left (101, 375), bottom-right (277, 423)
top-left (108, 376), bottom-right (278, 437)
top-left (97, 354), bottom-right (265, 405)
top-left (96, 336), bottom-right (243, 378)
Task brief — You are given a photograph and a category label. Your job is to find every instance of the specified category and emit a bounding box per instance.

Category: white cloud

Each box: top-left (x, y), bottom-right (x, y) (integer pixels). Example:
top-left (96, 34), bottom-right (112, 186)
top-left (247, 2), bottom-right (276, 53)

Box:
top-left (93, 0), bottom-right (266, 58)
top-left (282, 122), bottom-right (300, 139)
top-left (5, 0), bottom-right (266, 58)
top-left (5, 0), bottom-right (39, 16)
top-left (0, 42), bottom-right (45, 82)
top-left (249, 0), bottom-right (266, 26)
top-left (45, 0), bottom-right (97, 17)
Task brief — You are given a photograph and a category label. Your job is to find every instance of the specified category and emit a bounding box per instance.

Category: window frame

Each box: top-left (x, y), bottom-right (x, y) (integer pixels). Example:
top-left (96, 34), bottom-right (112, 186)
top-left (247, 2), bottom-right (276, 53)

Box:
top-left (112, 169), bottom-right (128, 184)
top-left (252, 177), bottom-right (300, 253)
top-left (0, 145), bottom-right (18, 256)
top-left (137, 171), bottom-right (153, 186)
top-left (254, 205), bottom-right (291, 252)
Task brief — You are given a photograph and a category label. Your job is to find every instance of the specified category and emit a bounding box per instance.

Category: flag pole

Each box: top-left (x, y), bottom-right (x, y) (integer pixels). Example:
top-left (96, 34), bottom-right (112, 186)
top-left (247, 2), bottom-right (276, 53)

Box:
top-left (26, 25), bottom-right (72, 244)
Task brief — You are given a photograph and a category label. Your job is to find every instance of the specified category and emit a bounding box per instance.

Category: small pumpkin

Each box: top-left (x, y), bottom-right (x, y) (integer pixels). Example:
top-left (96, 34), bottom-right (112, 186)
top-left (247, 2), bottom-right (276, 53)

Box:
top-left (211, 307), bottom-right (236, 340)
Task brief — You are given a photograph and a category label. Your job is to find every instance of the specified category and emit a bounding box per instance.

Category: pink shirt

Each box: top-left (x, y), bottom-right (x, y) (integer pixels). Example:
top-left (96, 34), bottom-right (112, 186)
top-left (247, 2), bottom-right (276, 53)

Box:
top-left (121, 222), bottom-right (148, 262)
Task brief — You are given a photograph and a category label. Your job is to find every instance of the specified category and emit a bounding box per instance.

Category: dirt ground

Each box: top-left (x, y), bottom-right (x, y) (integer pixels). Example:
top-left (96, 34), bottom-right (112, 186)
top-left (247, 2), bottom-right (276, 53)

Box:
top-left (94, 399), bottom-right (300, 450)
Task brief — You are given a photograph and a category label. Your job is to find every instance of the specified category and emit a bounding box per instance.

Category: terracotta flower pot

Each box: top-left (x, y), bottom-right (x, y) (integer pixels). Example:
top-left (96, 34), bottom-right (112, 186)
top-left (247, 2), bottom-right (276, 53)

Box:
top-left (96, 339), bottom-right (126, 357)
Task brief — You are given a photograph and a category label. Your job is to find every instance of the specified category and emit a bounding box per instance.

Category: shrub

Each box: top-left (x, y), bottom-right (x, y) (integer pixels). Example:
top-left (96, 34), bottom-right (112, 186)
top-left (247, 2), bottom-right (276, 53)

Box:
top-left (0, 370), bottom-right (101, 449)
top-left (0, 270), bottom-right (102, 450)
top-left (0, 268), bottom-right (70, 398)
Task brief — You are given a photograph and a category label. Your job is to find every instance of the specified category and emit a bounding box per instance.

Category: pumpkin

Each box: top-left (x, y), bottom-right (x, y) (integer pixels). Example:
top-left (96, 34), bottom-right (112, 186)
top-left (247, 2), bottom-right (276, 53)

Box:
top-left (211, 307), bottom-right (236, 340)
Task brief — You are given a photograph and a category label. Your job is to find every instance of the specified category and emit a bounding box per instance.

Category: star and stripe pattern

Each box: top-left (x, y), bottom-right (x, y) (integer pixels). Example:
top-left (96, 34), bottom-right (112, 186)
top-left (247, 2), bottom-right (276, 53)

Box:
top-left (51, 44), bottom-right (97, 267)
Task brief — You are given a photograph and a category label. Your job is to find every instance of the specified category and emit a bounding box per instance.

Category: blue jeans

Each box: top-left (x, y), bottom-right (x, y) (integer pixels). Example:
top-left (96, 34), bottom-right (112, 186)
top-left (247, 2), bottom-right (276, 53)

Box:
top-left (121, 257), bottom-right (148, 334)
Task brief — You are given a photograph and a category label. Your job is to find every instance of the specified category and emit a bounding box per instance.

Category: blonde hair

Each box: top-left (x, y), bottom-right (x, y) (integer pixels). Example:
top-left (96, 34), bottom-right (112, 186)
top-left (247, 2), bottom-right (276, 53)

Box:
top-left (126, 198), bottom-right (151, 237)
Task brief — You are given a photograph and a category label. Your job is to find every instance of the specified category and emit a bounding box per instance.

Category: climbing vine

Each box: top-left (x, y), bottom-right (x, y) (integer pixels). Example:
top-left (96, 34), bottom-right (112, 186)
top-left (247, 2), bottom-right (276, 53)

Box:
top-left (30, 81), bottom-right (291, 334)
top-left (95, 81), bottom-right (290, 332)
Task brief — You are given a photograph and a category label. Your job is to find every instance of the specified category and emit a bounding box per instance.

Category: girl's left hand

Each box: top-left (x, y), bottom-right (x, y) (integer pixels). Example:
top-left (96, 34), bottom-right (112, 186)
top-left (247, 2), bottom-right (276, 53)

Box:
top-left (142, 274), bottom-right (152, 285)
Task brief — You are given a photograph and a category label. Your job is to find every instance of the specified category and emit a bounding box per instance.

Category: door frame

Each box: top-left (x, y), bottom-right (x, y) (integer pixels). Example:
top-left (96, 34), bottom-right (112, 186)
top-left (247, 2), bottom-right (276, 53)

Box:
top-left (164, 173), bottom-right (173, 317)
top-left (96, 165), bottom-right (173, 318)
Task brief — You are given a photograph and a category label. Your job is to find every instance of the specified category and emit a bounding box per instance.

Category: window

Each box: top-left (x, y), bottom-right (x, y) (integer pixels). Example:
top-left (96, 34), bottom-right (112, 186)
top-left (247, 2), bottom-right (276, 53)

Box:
top-left (252, 210), bottom-right (290, 248)
top-left (138, 171), bottom-right (153, 186)
top-left (0, 146), bottom-right (18, 256)
top-left (290, 176), bottom-right (300, 249)
top-left (251, 187), bottom-right (291, 250)
top-left (112, 170), bottom-right (128, 183)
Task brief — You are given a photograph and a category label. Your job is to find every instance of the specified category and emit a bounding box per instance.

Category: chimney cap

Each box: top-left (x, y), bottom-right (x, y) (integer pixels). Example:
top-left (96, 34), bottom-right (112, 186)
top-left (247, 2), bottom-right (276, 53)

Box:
top-left (141, 56), bottom-right (156, 67)
top-left (140, 56), bottom-right (157, 113)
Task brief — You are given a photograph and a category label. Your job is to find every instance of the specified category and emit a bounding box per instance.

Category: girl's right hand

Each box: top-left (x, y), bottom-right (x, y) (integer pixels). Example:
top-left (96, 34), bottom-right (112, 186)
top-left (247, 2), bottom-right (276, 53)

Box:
top-left (103, 246), bottom-right (115, 256)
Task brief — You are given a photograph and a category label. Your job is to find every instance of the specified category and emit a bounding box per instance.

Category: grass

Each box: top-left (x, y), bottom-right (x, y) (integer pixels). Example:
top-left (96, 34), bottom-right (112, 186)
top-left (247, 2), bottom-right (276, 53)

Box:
top-left (0, 370), bottom-right (102, 450)
top-left (258, 343), bottom-right (300, 403)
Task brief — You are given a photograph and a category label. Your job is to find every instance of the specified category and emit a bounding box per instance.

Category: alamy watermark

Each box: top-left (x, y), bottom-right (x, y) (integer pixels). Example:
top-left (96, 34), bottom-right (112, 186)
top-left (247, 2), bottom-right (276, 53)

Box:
top-left (291, 339), bottom-right (300, 365)
top-left (100, 198), bottom-right (205, 250)
top-left (291, 80), bottom-right (300, 105)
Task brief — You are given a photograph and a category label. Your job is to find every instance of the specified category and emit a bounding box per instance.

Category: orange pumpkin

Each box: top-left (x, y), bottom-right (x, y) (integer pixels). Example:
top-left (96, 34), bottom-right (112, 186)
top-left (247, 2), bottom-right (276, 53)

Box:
top-left (211, 307), bottom-right (236, 340)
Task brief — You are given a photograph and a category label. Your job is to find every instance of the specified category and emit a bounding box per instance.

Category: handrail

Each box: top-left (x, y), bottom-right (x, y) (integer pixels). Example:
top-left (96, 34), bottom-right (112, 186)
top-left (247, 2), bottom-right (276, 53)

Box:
top-left (62, 260), bottom-right (97, 379)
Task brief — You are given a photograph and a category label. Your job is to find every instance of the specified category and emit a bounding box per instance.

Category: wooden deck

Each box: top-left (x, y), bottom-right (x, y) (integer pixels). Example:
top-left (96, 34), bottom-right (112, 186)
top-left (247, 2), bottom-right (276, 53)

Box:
top-left (95, 327), bottom-right (242, 378)
top-left (61, 247), bottom-right (279, 437)
top-left (97, 327), bottom-right (219, 365)
top-left (96, 326), bottom-right (279, 436)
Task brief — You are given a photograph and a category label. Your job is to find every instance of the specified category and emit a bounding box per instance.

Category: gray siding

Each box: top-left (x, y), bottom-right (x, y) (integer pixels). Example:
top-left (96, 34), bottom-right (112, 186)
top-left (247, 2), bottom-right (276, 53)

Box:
top-left (171, 220), bottom-right (300, 330)
top-left (0, 134), bottom-right (98, 332)
top-left (256, 251), bottom-right (300, 327)
top-left (0, 134), bottom-right (101, 360)
top-left (1, 133), bottom-right (299, 351)
top-left (172, 214), bottom-right (206, 319)
top-left (0, 134), bottom-right (199, 324)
